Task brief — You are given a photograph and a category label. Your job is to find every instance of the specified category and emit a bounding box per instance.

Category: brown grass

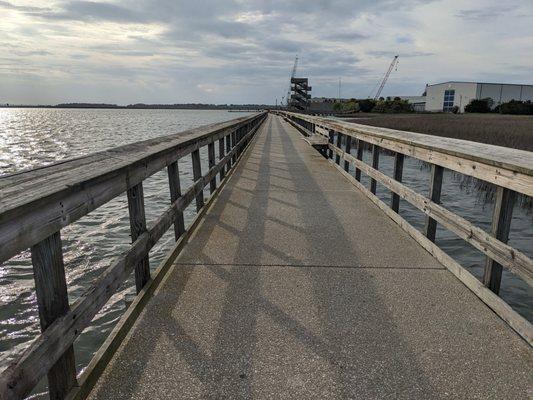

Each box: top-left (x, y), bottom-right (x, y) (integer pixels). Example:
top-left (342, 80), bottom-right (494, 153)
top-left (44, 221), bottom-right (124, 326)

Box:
top-left (345, 113), bottom-right (533, 152)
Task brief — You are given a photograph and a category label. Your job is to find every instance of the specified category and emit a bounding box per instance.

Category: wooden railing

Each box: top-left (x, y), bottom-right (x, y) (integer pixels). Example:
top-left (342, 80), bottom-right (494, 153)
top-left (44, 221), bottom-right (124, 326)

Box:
top-left (279, 110), bottom-right (533, 345)
top-left (0, 112), bottom-right (267, 400)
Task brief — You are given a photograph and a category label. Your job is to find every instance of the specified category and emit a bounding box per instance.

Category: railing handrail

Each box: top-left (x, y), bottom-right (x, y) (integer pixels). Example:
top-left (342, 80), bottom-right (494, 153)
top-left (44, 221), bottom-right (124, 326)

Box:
top-left (281, 111), bottom-right (533, 196)
top-left (0, 113), bottom-right (265, 264)
top-left (0, 112), bottom-right (267, 400)
top-left (278, 110), bottom-right (532, 346)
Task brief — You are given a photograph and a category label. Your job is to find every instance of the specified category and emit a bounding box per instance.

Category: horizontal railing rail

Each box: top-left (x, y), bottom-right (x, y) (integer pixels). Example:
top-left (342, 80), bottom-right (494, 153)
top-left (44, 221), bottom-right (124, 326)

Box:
top-left (278, 110), bottom-right (533, 346)
top-left (0, 112), bottom-right (267, 400)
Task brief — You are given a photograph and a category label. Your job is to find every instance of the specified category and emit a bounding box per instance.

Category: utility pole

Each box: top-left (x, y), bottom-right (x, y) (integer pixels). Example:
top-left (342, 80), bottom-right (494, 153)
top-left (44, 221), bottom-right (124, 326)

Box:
top-left (338, 77), bottom-right (341, 101)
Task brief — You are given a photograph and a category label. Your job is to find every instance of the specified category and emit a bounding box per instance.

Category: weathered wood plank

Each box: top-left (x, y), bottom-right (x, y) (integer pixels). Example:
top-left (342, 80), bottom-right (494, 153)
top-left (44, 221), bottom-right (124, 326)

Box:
top-left (0, 113), bottom-right (266, 264)
top-left (167, 162), bottom-right (185, 241)
top-left (0, 117), bottom-right (265, 400)
top-left (127, 183), bottom-right (150, 293)
top-left (226, 134), bottom-right (232, 169)
top-left (280, 111), bottom-right (533, 196)
top-left (330, 159), bottom-right (533, 346)
top-left (191, 150), bottom-right (204, 211)
top-left (344, 136), bottom-right (352, 172)
top-left (335, 132), bottom-right (342, 165)
top-left (391, 152), bottom-right (404, 213)
top-left (218, 137), bottom-right (226, 180)
top-left (31, 232), bottom-right (77, 400)
top-left (329, 144), bottom-right (533, 286)
top-left (231, 129), bottom-right (237, 164)
top-left (66, 121), bottom-right (261, 400)
top-left (483, 187), bottom-right (516, 294)
top-left (425, 164), bottom-right (444, 242)
top-left (328, 129), bottom-right (334, 159)
top-left (355, 139), bottom-right (364, 182)
top-left (208, 142), bottom-right (216, 194)
top-left (370, 144), bottom-right (380, 194)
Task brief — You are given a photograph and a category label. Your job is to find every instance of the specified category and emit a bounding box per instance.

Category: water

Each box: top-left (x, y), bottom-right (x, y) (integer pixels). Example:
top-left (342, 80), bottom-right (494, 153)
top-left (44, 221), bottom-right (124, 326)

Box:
top-left (0, 109), bottom-right (531, 392)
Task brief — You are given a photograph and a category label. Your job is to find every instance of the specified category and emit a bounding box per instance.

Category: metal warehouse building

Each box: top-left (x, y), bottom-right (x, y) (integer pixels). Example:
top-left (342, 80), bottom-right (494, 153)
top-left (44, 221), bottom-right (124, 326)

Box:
top-left (424, 81), bottom-right (533, 112)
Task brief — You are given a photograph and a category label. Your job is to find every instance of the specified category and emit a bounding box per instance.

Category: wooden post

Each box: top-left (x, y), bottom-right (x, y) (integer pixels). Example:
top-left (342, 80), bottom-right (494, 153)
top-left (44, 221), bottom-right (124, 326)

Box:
top-left (191, 149), bottom-right (204, 211)
top-left (355, 139), bottom-right (364, 182)
top-left (328, 129), bottom-right (334, 159)
top-left (208, 141), bottom-right (216, 194)
top-left (391, 152), bottom-right (404, 212)
top-left (424, 164), bottom-right (444, 242)
top-left (344, 136), bottom-right (352, 172)
top-left (335, 132), bottom-right (342, 165)
top-left (231, 129), bottom-right (237, 163)
top-left (218, 138), bottom-right (226, 180)
top-left (370, 144), bottom-right (380, 194)
top-left (483, 187), bottom-right (516, 294)
top-left (127, 182), bottom-right (150, 292)
top-left (31, 232), bottom-right (77, 400)
top-left (167, 161), bottom-right (185, 241)
top-left (226, 134), bottom-right (232, 169)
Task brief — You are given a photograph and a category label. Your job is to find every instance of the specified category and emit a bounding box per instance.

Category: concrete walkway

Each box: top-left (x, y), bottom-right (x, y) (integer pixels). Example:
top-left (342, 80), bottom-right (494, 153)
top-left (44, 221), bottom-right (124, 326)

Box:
top-left (88, 115), bottom-right (531, 399)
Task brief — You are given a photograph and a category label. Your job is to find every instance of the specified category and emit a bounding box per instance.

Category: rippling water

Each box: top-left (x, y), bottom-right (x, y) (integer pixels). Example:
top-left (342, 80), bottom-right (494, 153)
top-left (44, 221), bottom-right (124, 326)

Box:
top-left (0, 109), bottom-right (531, 395)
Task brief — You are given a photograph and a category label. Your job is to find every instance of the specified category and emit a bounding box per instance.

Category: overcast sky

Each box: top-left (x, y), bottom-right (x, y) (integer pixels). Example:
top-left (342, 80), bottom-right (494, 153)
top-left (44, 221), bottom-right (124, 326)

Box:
top-left (1, 0), bottom-right (532, 105)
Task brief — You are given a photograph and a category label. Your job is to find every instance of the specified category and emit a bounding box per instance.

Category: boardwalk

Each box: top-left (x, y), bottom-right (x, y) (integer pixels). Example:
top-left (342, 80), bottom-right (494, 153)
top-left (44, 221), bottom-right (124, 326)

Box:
top-left (87, 115), bottom-right (531, 399)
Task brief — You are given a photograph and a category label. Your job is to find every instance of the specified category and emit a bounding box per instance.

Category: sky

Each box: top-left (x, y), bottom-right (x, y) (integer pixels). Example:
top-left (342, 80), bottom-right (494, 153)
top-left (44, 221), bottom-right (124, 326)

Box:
top-left (0, 0), bottom-right (532, 105)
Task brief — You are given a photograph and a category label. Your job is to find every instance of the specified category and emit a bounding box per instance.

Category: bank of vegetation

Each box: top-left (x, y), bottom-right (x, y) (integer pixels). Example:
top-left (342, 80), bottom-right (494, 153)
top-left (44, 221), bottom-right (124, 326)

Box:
top-left (334, 97), bottom-right (533, 116)
top-left (346, 113), bottom-right (533, 151)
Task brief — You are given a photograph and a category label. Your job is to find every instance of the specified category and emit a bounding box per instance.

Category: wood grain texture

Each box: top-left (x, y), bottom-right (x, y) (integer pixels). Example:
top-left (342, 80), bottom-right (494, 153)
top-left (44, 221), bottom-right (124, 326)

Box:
top-left (329, 144), bottom-right (533, 286)
top-left (344, 136), bottom-right (352, 172)
top-left (370, 144), bottom-right (379, 194)
top-left (208, 142), bottom-right (216, 194)
top-left (330, 159), bottom-right (533, 346)
top-left (335, 132), bottom-right (342, 165)
top-left (31, 232), bottom-right (77, 400)
top-left (279, 111), bottom-right (533, 196)
top-left (391, 152), bottom-right (404, 213)
top-left (218, 137), bottom-right (226, 180)
top-left (66, 116), bottom-right (262, 400)
top-left (355, 139), bottom-right (364, 182)
top-left (425, 164), bottom-right (444, 242)
top-left (191, 150), bottom-right (204, 211)
top-left (0, 113), bottom-right (266, 264)
top-left (483, 187), bottom-right (516, 294)
top-left (167, 162), bottom-right (185, 241)
top-left (0, 114), bottom-right (267, 400)
top-left (127, 183), bottom-right (150, 293)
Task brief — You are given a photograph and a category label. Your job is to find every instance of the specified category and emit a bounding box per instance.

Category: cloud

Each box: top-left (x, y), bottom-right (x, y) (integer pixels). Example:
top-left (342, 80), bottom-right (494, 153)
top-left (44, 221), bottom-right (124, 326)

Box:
top-left (0, 0), bottom-right (531, 104)
top-left (0, 0), bottom-right (49, 13)
top-left (455, 7), bottom-right (514, 20)
top-left (367, 51), bottom-right (435, 58)
top-left (33, 1), bottom-right (151, 23)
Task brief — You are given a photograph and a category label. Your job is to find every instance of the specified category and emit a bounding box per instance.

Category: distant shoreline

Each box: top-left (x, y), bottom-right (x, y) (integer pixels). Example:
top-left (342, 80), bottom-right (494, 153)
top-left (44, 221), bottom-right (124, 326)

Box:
top-left (0, 103), bottom-right (269, 110)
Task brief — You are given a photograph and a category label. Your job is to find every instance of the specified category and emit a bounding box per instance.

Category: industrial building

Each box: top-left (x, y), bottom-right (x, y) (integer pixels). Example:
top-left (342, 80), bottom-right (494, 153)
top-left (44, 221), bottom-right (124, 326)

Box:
top-left (424, 81), bottom-right (533, 112)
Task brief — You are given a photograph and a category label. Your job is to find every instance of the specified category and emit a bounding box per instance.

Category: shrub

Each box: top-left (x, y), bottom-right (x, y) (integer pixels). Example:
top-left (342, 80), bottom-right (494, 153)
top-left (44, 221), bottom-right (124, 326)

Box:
top-left (372, 98), bottom-right (413, 113)
top-left (499, 100), bottom-right (533, 115)
top-left (465, 98), bottom-right (491, 113)
top-left (357, 99), bottom-right (376, 112)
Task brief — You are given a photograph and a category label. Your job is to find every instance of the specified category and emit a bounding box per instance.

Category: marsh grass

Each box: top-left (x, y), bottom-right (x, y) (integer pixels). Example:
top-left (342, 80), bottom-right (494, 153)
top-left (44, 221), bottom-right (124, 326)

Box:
top-left (346, 113), bottom-right (533, 151)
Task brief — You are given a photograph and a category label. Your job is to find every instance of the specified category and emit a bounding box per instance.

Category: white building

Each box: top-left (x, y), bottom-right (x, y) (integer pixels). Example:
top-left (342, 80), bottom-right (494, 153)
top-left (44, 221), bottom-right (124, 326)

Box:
top-left (424, 81), bottom-right (533, 112)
